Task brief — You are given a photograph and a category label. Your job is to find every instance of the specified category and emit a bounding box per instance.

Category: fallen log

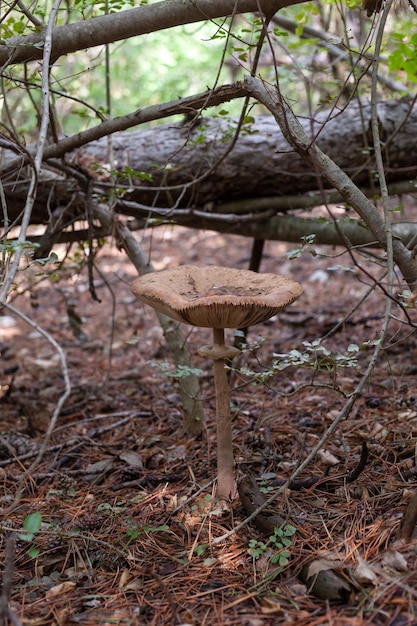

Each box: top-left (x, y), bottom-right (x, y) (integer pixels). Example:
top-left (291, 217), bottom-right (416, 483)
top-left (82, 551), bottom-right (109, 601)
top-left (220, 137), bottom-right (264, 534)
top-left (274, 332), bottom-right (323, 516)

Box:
top-left (2, 95), bottom-right (417, 234)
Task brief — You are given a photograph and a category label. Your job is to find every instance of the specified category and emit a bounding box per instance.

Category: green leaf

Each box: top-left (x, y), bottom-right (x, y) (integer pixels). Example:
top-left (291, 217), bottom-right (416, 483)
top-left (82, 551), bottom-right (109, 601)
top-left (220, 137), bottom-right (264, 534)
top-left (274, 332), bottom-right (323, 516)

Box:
top-left (13, 21), bottom-right (26, 34)
top-left (283, 524), bottom-right (296, 536)
top-left (23, 511), bottom-right (42, 535)
top-left (27, 547), bottom-right (40, 558)
top-left (125, 528), bottom-right (139, 540)
top-left (195, 544), bottom-right (206, 556)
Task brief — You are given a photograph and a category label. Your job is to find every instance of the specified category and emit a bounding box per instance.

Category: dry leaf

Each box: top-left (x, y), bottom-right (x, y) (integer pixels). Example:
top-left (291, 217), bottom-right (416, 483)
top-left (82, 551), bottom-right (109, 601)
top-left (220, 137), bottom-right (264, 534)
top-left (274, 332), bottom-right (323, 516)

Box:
top-left (307, 555), bottom-right (344, 577)
top-left (317, 449), bottom-right (340, 466)
top-left (353, 556), bottom-right (378, 585)
top-left (260, 596), bottom-right (282, 614)
top-left (235, 619), bottom-right (264, 626)
top-left (397, 410), bottom-right (417, 420)
top-left (29, 355), bottom-right (60, 370)
top-left (370, 422), bottom-right (389, 441)
top-left (178, 609), bottom-right (194, 625)
top-left (45, 581), bottom-right (76, 598)
top-left (383, 549), bottom-right (408, 572)
top-left (119, 451), bottom-right (144, 468)
top-left (118, 570), bottom-right (131, 588)
top-left (124, 579), bottom-right (144, 592)
top-left (299, 562), bottom-right (352, 603)
top-left (85, 459), bottom-right (113, 474)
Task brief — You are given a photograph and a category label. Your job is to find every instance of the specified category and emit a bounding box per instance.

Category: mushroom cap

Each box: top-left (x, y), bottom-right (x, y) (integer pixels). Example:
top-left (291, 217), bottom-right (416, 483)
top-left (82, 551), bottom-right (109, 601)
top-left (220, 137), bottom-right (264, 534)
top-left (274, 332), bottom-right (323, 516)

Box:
top-left (131, 265), bottom-right (302, 329)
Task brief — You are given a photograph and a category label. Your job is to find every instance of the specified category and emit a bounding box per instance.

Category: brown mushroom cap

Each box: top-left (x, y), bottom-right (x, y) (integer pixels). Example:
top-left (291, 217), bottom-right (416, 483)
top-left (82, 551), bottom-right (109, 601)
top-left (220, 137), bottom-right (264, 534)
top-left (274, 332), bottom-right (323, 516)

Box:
top-left (131, 265), bottom-right (303, 329)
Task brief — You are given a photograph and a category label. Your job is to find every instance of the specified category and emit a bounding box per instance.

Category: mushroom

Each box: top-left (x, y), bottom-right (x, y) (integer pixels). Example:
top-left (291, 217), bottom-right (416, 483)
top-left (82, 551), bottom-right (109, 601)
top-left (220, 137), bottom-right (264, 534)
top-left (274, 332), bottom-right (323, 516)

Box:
top-left (131, 265), bottom-right (302, 502)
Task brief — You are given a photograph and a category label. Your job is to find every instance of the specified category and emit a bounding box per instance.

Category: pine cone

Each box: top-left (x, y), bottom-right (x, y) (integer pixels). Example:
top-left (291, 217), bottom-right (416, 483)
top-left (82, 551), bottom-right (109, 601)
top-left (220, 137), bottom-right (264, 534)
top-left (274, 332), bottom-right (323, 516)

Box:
top-left (77, 513), bottom-right (104, 531)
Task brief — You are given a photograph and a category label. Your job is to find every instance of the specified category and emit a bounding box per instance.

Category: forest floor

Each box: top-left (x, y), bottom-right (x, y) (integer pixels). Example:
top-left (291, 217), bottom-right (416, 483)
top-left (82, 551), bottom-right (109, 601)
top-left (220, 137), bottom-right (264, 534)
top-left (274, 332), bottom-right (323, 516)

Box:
top-left (2, 220), bottom-right (417, 625)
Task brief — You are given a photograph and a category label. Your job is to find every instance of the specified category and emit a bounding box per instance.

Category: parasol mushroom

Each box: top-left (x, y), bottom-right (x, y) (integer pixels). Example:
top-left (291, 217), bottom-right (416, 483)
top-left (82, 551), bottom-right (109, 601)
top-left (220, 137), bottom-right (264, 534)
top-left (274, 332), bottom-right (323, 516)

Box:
top-left (131, 265), bottom-right (302, 502)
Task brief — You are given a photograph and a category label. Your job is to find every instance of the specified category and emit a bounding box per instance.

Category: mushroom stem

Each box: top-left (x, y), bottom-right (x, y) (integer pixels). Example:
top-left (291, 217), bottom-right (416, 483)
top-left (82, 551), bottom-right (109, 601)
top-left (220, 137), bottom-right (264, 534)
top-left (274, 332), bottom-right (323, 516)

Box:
top-left (212, 328), bottom-right (236, 501)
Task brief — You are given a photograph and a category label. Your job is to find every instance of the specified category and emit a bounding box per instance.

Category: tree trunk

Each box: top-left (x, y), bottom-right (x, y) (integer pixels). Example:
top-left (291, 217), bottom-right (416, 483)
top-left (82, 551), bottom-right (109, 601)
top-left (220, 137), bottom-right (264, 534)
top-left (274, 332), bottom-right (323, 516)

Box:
top-left (2, 96), bottom-right (416, 228)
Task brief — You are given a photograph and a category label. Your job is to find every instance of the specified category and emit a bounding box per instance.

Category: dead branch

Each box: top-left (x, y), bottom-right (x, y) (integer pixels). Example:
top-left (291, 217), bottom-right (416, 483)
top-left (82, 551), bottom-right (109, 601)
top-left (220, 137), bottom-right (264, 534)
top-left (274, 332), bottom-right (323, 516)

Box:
top-left (238, 473), bottom-right (287, 535)
top-left (397, 490), bottom-right (417, 543)
top-left (0, 539), bottom-right (22, 626)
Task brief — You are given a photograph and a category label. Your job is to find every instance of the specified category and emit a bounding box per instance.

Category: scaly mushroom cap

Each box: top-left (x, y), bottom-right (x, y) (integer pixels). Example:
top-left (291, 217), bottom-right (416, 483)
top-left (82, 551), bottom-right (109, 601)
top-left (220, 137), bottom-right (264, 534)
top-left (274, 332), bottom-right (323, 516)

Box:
top-left (131, 265), bottom-right (302, 328)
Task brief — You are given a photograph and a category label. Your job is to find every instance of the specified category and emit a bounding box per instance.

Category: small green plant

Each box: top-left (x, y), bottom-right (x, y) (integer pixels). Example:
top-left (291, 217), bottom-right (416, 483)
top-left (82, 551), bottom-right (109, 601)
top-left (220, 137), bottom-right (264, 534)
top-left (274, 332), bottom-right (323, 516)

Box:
top-left (274, 339), bottom-right (359, 373)
top-left (269, 525), bottom-right (296, 566)
top-left (97, 500), bottom-right (127, 515)
top-left (18, 511), bottom-right (43, 558)
top-left (123, 527), bottom-right (139, 548)
top-left (121, 522), bottom-right (170, 549)
top-left (248, 538), bottom-right (268, 559)
top-left (257, 473), bottom-right (278, 495)
top-left (195, 544), bottom-right (206, 557)
top-left (91, 163), bottom-right (153, 183)
top-left (247, 523), bottom-right (296, 570)
top-left (0, 240), bottom-right (39, 254)
top-left (240, 339), bottom-right (360, 387)
top-left (286, 233), bottom-right (316, 259)
top-left (148, 360), bottom-right (203, 381)
top-left (143, 524), bottom-right (170, 533)
top-left (388, 32), bottom-right (417, 84)
top-left (274, 339), bottom-right (360, 387)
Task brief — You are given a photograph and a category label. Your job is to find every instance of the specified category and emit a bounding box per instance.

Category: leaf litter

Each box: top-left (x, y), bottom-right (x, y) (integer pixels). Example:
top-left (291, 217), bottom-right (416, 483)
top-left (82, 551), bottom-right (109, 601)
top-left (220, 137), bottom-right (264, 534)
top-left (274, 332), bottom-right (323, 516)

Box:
top-left (1, 226), bottom-right (417, 624)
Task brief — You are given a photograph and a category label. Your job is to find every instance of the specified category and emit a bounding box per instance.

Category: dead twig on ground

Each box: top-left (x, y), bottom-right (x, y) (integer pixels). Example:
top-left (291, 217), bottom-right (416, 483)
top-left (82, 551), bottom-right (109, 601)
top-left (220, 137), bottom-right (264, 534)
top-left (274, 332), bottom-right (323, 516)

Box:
top-left (397, 490), bottom-right (417, 542)
top-left (0, 539), bottom-right (22, 626)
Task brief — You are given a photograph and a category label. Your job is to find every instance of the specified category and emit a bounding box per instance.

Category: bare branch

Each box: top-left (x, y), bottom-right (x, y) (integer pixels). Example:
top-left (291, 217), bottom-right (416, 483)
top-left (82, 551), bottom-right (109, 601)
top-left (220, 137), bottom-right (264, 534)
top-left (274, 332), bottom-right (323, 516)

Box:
top-left (0, 0), bottom-right (62, 300)
top-left (272, 14), bottom-right (407, 92)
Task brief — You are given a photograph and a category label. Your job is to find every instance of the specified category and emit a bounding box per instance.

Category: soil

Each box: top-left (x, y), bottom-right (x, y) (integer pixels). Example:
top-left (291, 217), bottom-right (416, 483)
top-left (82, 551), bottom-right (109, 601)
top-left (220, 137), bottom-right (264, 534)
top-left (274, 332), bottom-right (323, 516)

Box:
top-left (1, 222), bottom-right (417, 625)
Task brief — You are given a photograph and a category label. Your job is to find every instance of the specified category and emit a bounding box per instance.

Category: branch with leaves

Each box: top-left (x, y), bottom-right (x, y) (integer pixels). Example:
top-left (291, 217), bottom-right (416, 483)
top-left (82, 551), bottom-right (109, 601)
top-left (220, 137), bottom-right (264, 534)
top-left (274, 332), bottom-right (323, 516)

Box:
top-left (0, 0), bottom-right (308, 67)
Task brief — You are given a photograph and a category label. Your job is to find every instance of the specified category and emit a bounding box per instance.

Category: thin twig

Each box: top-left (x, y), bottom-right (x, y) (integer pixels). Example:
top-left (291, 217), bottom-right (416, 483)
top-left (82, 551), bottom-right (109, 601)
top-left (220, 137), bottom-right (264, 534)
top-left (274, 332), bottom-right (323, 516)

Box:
top-left (0, 539), bottom-right (15, 626)
top-left (0, 0), bottom-right (62, 302)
